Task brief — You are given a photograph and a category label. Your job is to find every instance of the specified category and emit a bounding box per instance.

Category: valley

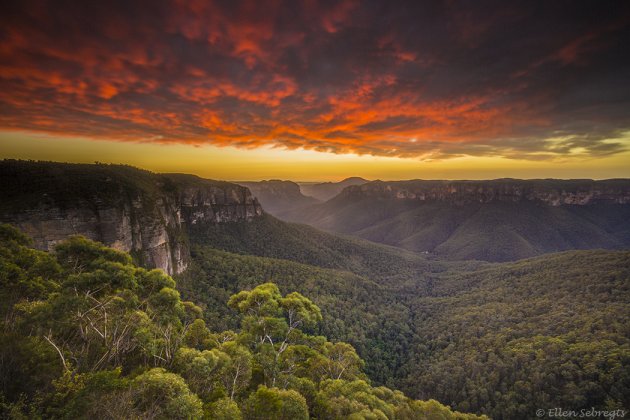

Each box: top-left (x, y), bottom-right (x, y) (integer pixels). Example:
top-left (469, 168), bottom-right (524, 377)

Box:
top-left (249, 178), bottom-right (630, 262)
top-left (1, 161), bottom-right (628, 419)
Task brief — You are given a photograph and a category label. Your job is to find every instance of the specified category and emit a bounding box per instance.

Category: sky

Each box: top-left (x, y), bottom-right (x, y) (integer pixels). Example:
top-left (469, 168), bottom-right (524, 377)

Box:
top-left (1, 0), bottom-right (629, 181)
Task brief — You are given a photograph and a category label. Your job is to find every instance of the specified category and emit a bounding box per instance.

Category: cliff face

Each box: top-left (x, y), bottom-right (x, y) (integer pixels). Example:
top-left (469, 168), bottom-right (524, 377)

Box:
top-left (0, 161), bottom-right (262, 274)
top-left (339, 179), bottom-right (630, 206)
top-left (280, 178), bottom-right (630, 262)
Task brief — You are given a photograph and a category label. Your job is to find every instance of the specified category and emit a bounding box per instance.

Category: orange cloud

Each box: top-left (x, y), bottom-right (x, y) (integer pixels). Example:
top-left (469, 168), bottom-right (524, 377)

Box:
top-left (0, 0), bottom-right (628, 161)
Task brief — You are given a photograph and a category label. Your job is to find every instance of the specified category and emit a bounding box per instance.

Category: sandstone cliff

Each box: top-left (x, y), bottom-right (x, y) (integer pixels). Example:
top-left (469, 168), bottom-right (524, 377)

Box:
top-left (338, 179), bottom-right (630, 206)
top-left (279, 178), bottom-right (630, 262)
top-left (0, 161), bottom-right (262, 274)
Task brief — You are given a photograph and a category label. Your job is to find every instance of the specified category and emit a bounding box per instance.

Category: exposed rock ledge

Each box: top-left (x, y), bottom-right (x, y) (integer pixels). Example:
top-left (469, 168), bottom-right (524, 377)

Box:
top-left (339, 179), bottom-right (630, 206)
top-left (0, 161), bottom-right (262, 274)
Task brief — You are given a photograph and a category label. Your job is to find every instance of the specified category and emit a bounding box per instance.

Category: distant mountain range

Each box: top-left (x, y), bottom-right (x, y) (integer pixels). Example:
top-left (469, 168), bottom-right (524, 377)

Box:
top-left (237, 180), bottom-right (319, 215)
top-left (238, 177), bottom-right (369, 218)
top-left (280, 179), bottom-right (630, 262)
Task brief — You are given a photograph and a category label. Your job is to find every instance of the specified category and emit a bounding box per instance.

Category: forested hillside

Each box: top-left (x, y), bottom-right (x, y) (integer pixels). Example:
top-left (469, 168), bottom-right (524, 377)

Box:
top-left (2, 219), bottom-right (629, 419)
top-left (399, 251), bottom-right (630, 418)
top-left (177, 234), bottom-right (630, 419)
top-left (0, 224), bottom-right (484, 419)
top-left (187, 213), bottom-right (452, 283)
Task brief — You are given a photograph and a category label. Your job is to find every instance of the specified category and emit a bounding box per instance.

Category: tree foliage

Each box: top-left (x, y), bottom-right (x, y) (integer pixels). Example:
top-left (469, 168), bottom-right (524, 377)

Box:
top-left (0, 226), bottom-right (485, 419)
top-left (178, 242), bottom-right (630, 419)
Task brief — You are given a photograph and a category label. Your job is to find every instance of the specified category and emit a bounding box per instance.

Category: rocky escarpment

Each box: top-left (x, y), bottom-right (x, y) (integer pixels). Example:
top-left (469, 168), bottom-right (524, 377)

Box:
top-left (0, 161), bottom-right (262, 274)
top-left (280, 178), bottom-right (630, 262)
top-left (339, 179), bottom-right (630, 206)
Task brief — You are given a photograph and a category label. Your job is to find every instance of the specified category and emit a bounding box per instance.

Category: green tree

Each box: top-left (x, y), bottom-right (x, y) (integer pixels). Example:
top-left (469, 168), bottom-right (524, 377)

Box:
top-left (0, 224), bottom-right (60, 324)
top-left (183, 318), bottom-right (213, 350)
top-left (242, 385), bottom-right (309, 420)
top-left (228, 283), bottom-right (322, 387)
top-left (131, 368), bottom-right (203, 419)
top-left (173, 347), bottom-right (230, 400)
top-left (205, 397), bottom-right (242, 420)
top-left (310, 342), bottom-right (365, 382)
top-left (220, 341), bottom-right (253, 400)
top-left (20, 236), bottom-right (202, 372)
top-left (44, 369), bottom-right (134, 420)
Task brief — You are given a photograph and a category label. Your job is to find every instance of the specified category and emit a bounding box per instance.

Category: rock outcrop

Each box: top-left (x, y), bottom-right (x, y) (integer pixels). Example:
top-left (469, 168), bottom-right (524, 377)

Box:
top-left (338, 179), bottom-right (630, 206)
top-left (0, 161), bottom-right (262, 274)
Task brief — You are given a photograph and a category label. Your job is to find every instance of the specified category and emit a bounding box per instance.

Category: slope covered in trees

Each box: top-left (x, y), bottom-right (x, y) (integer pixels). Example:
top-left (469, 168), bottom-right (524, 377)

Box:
top-left (399, 251), bottom-right (630, 418)
top-left (187, 213), bottom-right (449, 283)
top-left (175, 240), bottom-right (630, 419)
top-left (0, 224), bottom-right (484, 419)
top-left (176, 245), bottom-right (417, 387)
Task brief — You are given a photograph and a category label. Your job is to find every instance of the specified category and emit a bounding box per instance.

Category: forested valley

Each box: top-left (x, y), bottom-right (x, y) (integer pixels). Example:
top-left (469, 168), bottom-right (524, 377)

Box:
top-left (0, 163), bottom-right (628, 419)
top-left (178, 232), bottom-right (630, 419)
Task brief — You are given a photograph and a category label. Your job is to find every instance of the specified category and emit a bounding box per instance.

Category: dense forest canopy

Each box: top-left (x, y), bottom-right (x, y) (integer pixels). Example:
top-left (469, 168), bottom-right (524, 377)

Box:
top-left (0, 224), bottom-right (485, 419)
top-left (180, 220), bottom-right (630, 419)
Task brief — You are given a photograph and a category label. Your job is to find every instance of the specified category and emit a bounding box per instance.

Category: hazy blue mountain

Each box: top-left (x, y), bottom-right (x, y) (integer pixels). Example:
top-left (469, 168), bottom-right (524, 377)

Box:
top-left (238, 179), bottom-right (320, 217)
top-left (298, 176), bottom-right (368, 201)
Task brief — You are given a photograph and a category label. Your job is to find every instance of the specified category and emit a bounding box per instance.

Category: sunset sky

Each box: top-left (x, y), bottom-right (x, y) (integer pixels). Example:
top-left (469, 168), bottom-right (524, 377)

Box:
top-left (1, 0), bottom-right (629, 181)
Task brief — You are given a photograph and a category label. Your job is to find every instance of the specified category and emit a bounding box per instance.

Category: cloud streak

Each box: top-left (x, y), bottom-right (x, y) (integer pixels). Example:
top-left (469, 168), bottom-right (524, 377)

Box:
top-left (0, 0), bottom-right (629, 160)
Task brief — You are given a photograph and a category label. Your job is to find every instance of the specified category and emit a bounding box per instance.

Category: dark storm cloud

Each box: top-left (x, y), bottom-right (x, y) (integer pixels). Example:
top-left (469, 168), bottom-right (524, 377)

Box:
top-left (0, 0), bottom-right (629, 159)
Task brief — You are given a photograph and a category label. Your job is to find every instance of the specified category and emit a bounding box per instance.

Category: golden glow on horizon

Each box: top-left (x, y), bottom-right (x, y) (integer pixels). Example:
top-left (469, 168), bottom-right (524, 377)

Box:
top-left (1, 131), bottom-right (629, 182)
